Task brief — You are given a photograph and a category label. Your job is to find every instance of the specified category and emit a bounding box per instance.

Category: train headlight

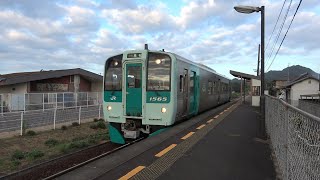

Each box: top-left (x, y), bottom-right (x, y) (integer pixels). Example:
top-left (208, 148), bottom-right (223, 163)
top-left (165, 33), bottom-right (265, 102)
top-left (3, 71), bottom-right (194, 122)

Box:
top-left (107, 106), bottom-right (112, 111)
top-left (161, 107), bottom-right (167, 113)
top-left (155, 59), bottom-right (161, 64)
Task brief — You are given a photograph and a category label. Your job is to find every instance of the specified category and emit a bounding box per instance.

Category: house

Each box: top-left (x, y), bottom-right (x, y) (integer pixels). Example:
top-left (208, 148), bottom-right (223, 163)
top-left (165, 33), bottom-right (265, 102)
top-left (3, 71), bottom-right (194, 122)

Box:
top-left (272, 79), bottom-right (288, 97)
top-left (0, 68), bottom-right (102, 94)
top-left (285, 72), bottom-right (320, 106)
top-left (0, 68), bottom-right (103, 111)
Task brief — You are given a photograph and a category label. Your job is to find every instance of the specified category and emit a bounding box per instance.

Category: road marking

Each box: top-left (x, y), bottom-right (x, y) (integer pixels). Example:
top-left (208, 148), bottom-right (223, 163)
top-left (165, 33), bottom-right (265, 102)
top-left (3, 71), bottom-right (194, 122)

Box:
top-left (214, 115), bottom-right (219, 119)
top-left (207, 119), bottom-right (214, 123)
top-left (155, 144), bottom-right (177, 157)
top-left (196, 124), bottom-right (206, 130)
top-left (181, 132), bottom-right (195, 140)
top-left (119, 166), bottom-right (145, 180)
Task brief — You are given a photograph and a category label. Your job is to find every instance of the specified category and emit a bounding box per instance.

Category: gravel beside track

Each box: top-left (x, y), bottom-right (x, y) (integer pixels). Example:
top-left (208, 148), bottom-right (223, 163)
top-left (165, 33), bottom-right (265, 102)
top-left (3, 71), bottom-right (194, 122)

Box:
top-left (1, 142), bottom-right (120, 180)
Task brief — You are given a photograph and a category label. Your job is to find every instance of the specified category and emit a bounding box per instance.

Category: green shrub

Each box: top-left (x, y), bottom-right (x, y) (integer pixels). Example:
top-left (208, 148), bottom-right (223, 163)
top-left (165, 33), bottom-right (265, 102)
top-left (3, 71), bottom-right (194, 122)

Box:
top-left (93, 118), bottom-right (99, 122)
top-left (90, 124), bottom-right (98, 129)
top-left (11, 159), bottom-right (21, 167)
top-left (11, 150), bottom-right (25, 160)
top-left (98, 118), bottom-right (105, 122)
top-left (88, 138), bottom-right (98, 144)
top-left (61, 125), bottom-right (67, 130)
top-left (72, 122), bottom-right (79, 126)
top-left (45, 139), bottom-right (59, 147)
top-left (27, 149), bottom-right (44, 160)
top-left (59, 144), bottom-right (71, 153)
top-left (69, 141), bottom-right (89, 149)
top-left (97, 121), bottom-right (106, 129)
top-left (72, 137), bottom-right (86, 142)
top-left (26, 130), bottom-right (36, 136)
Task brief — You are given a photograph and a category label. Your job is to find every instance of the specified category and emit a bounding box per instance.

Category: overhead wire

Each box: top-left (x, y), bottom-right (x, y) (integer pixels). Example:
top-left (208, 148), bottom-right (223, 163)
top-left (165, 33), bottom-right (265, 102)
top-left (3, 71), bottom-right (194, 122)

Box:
top-left (265, 0), bottom-right (287, 52)
top-left (265, 0), bottom-right (293, 68)
top-left (267, 0), bottom-right (303, 71)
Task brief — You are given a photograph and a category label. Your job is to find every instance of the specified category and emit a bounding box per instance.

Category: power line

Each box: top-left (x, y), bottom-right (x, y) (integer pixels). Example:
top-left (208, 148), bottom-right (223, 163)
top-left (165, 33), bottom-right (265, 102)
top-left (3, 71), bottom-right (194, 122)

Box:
top-left (265, 0), bottom-right (287, 52)
top-left (267, 0), bottom-right (303, 71)
top-left (266, 0), bottom-right (293, 68)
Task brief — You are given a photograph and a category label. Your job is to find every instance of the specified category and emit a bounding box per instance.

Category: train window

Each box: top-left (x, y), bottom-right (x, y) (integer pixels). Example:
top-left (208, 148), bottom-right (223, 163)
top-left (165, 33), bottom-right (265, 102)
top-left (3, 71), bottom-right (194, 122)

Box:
top-left (190, 71), bottom-right (195, 95)
top-left (179, 75), bottom-right (184, 92)
top-left (147, 53), bottom-right (171, 91)
top-left (104, 55), bottom-right (123, 91)
top-left (127, 66), bottom-right (141, 88)
top-left (208, 81), bottom-right (213, 95)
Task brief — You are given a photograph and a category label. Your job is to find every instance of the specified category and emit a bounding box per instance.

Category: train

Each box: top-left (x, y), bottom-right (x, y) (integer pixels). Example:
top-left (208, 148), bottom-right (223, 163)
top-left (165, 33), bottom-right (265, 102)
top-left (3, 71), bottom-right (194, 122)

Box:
top-left (103, 47), bottom-right (231, 144)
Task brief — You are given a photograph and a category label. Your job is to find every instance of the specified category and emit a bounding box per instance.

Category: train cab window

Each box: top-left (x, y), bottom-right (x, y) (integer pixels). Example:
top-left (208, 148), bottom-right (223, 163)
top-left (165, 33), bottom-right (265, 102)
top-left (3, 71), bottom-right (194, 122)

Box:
top-left (105, 55), bottom-right (123, 91)
top-left (147, 53), bottom-right (171, 91)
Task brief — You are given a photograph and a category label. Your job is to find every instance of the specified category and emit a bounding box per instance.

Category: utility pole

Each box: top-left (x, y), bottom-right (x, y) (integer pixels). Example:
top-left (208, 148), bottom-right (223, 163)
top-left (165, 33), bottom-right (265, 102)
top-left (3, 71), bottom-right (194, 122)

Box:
top-left (257, 44), bottom-right (260, 76)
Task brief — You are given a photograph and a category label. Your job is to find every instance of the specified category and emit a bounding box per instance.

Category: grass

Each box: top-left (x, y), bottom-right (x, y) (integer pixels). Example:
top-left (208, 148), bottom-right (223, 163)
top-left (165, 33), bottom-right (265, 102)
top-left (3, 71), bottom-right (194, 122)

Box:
top-left (0, 121), bottom-right (109, 174)
top-left (45, 139), bottom-right (59, 147)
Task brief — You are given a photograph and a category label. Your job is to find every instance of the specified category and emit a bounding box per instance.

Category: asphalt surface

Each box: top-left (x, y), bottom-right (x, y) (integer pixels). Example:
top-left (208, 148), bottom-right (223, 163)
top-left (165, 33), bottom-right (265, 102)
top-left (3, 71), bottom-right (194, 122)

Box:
top-left (158, 103), bottom-right (275, 180)
top-left (57, 101), bottom-right (236, 180)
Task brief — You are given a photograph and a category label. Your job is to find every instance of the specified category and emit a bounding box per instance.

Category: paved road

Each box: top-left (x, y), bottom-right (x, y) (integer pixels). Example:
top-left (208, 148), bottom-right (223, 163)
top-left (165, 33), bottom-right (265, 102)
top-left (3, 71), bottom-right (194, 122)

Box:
top-left (159, 104), bottom-right (275, 180)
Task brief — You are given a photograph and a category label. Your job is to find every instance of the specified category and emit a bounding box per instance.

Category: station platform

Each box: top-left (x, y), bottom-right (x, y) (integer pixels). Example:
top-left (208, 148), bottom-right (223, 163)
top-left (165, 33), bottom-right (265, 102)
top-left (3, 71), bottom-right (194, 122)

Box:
top-left (57, 100), bottom-right (276, 180)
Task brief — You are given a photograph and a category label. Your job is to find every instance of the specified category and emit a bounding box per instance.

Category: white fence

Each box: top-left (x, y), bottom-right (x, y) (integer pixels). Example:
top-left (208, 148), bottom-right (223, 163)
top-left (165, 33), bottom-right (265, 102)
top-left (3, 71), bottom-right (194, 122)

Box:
top-left (0, 104), bottom-right (103, 136)
top-left (266, 95), bottom-right (320, 180)
top-left (0, 92), bottom-right (104, 136)
top-left (0, 92), bottom-right (102, 112)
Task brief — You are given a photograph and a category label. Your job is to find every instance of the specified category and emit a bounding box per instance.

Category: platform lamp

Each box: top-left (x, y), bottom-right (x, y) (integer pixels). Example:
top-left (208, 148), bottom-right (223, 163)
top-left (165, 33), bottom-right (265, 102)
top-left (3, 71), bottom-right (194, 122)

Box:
top-left (234, 5), bottom-right (266, 138)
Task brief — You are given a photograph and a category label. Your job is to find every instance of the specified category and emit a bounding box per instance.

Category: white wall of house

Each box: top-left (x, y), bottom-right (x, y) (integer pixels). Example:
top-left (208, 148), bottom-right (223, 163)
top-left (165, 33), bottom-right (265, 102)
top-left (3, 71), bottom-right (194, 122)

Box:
top-left (0, 83), bottom-right (28, 94)
top-left (290, 78), bottom-right (319, 106)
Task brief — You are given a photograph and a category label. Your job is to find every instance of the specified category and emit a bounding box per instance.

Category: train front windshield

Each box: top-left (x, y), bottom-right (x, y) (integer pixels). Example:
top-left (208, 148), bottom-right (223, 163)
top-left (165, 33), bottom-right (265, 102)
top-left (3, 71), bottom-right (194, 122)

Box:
top-left (147, 53), bottom-right (171, 91)
top-left (105, 55), bottom-right (123, 91)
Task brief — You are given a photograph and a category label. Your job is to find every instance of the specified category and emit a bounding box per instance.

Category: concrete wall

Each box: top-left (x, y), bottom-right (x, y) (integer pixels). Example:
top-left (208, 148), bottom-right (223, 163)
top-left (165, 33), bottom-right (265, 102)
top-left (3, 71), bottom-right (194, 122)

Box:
top-left (0, 83), bottom-right (28, 94)
top-left (298, 100), bottom-right (320, 118)
top-left (290, 79), bottom-right (319, 100)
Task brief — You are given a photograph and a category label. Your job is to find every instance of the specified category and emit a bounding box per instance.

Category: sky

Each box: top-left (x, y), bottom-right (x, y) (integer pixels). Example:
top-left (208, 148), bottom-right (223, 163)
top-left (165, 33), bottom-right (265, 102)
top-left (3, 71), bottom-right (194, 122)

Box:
top-left (0, 0), bottom-right (320, 78)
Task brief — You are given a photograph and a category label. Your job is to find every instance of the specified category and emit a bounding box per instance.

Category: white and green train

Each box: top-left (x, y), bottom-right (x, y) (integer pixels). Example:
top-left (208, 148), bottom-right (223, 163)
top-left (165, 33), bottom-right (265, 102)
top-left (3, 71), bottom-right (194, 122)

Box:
top-left (104, 48), bottom-right (231, 144)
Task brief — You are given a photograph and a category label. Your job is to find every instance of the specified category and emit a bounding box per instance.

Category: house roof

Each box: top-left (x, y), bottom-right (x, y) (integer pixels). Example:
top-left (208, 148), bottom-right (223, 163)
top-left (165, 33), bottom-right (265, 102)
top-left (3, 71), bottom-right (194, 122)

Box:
top-left (230, 70), bottom-right (260, 80)
top-left (0, 68), bottom-right (102, 86)
top-left (286, 72), bottom-right (319, 87)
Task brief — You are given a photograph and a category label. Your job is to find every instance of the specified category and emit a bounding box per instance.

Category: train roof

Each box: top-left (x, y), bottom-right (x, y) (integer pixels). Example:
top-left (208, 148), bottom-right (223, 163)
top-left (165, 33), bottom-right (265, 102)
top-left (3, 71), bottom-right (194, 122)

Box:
top-left (107, 50), bottom-right (230, 81)
top-left (170, 53), bottom-right (230, 81)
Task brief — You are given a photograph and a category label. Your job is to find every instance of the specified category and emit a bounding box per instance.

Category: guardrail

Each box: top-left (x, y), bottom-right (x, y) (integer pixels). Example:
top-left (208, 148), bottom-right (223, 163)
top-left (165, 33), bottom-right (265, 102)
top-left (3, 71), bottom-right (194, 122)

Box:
top-left (265, 95), bottom-right (320, 180)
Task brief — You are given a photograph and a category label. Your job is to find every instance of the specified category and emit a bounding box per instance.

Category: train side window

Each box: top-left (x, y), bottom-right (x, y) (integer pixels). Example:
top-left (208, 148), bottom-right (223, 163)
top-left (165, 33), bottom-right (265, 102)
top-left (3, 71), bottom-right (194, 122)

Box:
top-left (179, 75), bottom-right (184, 92)
top-left (208, 81), bottom-right (213, 95)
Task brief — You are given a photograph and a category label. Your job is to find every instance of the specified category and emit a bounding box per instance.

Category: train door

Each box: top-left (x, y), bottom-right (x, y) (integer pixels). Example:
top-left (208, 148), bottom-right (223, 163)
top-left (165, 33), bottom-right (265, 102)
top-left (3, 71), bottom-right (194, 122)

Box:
top-left (182, 69), bottom-right (189, 116)
top-left (125, 63), bottom-right (142, 116)
top-left (189, 71), bottom-right (196, 115)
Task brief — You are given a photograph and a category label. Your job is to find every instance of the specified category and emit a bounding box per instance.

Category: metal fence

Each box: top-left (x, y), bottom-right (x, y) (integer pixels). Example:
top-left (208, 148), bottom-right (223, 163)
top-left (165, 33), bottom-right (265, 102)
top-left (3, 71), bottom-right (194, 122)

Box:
top-left (0, 104), bottom-right (103, 136)
top-left (0, 92), bottom-right (102, 112)
top-left (266, 95), bottom-right (320, 180)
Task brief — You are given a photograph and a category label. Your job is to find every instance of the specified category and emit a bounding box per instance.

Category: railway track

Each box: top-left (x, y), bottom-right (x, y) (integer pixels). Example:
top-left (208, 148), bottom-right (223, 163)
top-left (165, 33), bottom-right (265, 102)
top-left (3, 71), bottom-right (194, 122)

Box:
top-left (1, 138), bottom-right (144, 180)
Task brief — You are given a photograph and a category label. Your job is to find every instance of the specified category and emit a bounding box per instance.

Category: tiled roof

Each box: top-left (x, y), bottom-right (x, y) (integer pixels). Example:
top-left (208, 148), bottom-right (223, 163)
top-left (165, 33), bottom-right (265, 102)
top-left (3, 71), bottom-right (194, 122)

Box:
top-left (0, 68), bottom-right (102, 86)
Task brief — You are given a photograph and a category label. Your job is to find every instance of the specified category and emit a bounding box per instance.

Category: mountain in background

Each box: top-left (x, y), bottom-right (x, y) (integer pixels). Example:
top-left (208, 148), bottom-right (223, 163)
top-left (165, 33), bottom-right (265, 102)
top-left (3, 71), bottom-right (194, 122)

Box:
top-left (265, 65), bottom-right (318, 82)
top-left (230, 65), bottom-right (319, 92)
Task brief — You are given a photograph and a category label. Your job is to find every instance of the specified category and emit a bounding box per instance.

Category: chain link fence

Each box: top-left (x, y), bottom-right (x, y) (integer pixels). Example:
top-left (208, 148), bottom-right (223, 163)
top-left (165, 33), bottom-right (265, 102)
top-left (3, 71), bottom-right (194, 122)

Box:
top-left (298, 100), bottom-right (320, 118)
top-left (266, 95), bottom-right (320, 180)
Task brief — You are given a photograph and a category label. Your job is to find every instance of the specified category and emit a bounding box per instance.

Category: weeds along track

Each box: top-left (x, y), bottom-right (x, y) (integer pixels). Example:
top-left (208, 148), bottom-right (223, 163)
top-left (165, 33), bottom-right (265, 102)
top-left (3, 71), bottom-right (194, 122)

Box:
top-left (1, 138), bottom-right (144, 180)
